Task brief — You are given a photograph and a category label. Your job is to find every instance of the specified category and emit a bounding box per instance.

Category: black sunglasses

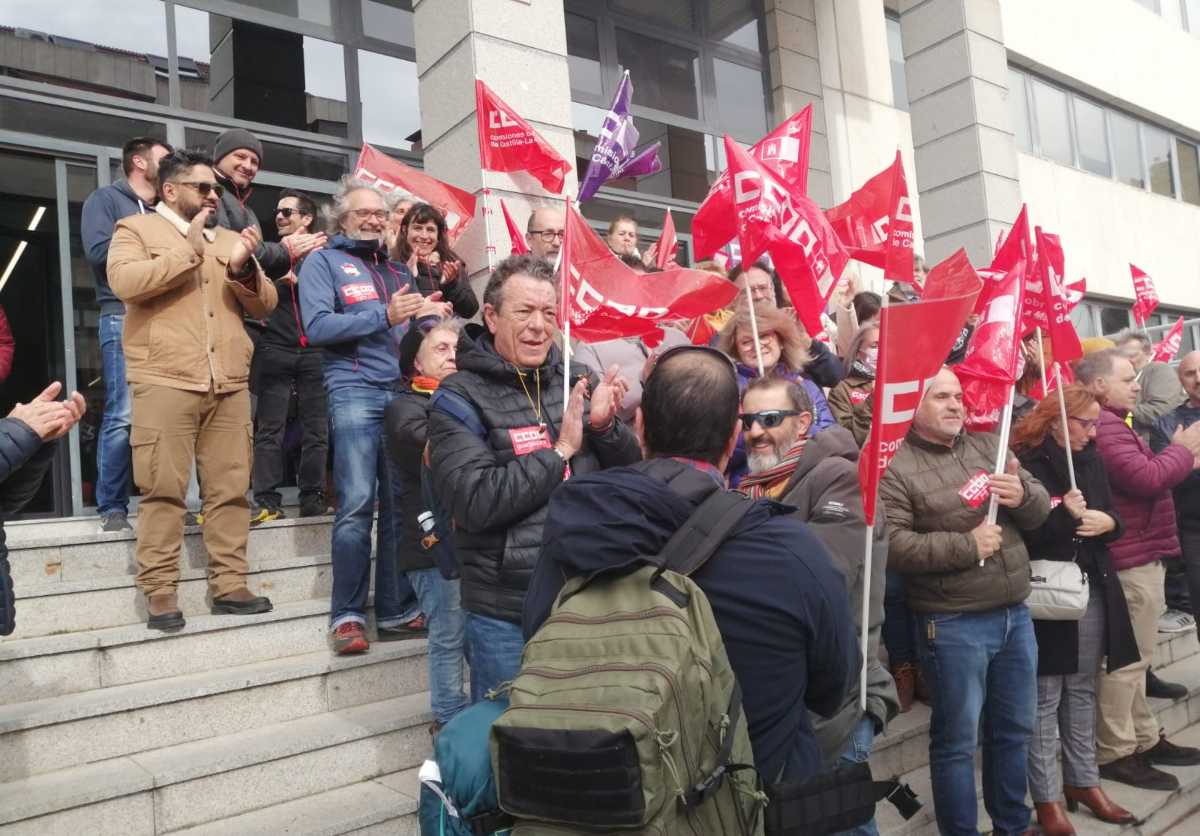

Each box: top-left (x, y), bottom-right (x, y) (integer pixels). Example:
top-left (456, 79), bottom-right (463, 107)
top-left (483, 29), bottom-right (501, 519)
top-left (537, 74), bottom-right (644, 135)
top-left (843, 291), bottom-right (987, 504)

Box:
top-left (177, 181), bottom-right (224, 198)
top-left (739, 410), bottom-right (801, 431)
top-left (275, 207), bottom-right (301, 218)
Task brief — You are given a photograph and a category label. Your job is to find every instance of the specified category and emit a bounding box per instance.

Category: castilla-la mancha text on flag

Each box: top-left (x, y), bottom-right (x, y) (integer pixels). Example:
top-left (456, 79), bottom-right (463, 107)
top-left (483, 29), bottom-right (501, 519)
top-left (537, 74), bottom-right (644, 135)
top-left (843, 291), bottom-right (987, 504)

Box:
top-left (691, 106), bottom-right (813, 260)
top-left (499, 199), bottom-right (530, 255)
top-left (352, 144), bottom-right (476, 240)
top-left (561, 202), bottom-right (736, 347)
top-left (576, 71), bottom-right (663, 203)
top-left (1154, 316), bottom-right (1185, 364)
top-left (475, 80), bottom-right (572, 194)
top-left (1130, 264), bottom-right (1160, 325)
top-left (859, 251), bottom-right (983, 525)
top-left (825, 151), bottom-right (915, 289)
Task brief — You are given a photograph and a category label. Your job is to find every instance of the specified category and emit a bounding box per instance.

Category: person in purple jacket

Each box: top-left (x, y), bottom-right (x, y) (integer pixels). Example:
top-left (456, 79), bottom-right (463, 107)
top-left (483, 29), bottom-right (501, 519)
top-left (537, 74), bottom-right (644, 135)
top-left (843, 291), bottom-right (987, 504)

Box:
top-left (1078, 348), bottom-right (1200, 791)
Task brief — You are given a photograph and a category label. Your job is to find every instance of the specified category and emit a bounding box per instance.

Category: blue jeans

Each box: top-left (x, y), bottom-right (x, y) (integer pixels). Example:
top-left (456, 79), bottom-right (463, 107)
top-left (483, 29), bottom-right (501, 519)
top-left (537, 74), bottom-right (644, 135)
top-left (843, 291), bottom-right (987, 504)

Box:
top-left (466, 612), bottom-right (525, 703)
top-left (327, 386), bottom-right (418, 630)
top-left (917, 604), bottom-right (1037, 836)
top-left (832, 716), bottom-right (880, 836)
top-left (882, 570), bottom-right (917, 666)
top-left (408, 568), bottom-right (468, 724)
top-left (96, 313), bottom-right (131, 514)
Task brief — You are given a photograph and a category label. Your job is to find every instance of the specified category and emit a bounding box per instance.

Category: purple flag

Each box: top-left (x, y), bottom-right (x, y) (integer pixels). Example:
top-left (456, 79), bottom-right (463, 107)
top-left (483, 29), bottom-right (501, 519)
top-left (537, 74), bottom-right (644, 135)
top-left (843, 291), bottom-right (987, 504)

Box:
top-left (577, 71), bottom-right (663, 202)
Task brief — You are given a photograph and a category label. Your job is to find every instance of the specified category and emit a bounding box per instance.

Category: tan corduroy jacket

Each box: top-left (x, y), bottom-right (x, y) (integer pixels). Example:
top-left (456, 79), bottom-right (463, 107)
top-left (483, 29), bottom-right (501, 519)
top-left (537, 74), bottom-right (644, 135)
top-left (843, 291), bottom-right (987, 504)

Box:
top-left (108, 205), bottom-right (277, 394)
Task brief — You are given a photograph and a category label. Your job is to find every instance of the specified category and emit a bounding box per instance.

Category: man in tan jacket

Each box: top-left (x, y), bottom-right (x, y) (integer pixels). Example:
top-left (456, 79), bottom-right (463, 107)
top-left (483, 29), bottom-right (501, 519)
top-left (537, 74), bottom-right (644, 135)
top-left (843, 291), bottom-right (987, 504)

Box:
top-left (108, 148), bottom-right (278, 631)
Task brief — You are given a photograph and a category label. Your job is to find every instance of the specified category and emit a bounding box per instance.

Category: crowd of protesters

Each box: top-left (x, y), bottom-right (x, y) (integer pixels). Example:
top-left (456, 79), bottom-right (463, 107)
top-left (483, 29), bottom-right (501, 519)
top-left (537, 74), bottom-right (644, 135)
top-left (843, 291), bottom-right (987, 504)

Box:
top-left (0, 124), bottom-right (1183, 836)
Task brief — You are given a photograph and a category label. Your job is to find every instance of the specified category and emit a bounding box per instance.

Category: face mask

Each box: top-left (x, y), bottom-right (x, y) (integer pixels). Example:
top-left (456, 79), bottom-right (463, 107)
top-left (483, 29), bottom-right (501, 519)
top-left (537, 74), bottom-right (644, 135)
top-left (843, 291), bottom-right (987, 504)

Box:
top-left (862, 347), bottom-right (878, 372)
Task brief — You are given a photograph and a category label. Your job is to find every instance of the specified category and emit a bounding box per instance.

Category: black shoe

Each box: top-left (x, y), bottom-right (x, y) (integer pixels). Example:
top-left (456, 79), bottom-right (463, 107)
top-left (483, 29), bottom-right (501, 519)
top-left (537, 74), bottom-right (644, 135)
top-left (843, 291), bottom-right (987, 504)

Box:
top-left (1099, 753), bottom-right (1180, 791)
top-left (1146, 732), bottom-right (1200, 766)
top-left (99, 511), bottom-right (133, 533)
top-left (299, 496), bottom-right (331, 517)
top-left (1147, 669), bottom-right (1189, 700)
top-left (211, 589), bottom-right (273, 615)
top-left (377, 613), bottom-right (428, 641)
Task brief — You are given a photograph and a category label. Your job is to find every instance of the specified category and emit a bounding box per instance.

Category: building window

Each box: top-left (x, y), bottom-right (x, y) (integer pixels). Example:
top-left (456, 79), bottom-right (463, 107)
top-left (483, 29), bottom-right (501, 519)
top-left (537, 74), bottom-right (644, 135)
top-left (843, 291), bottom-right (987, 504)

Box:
top-left (239, 0), bottom-right (334, 26)
top-left (611, 0), bottom-right (696, 32)
top-left (361, 0), bottom-right (414, 47)
top-left (1073, 98), bottom-right (1111, 176)
top-left (615, 28), bottom-right (701, 120)
top-left (1185, 0), bottom-right (1200, 30)
top-left (357, 50), bottom-right (420, 151)
top-left (1110, 111), bottom-right (1146, 188)
top-left (886, 16), bottom-right (909, 112)
top-left (1144, 125), bottom-right (1176, 197)
top-left (565, 13), bottom-right (604, 100)
top-left (1009, 70), bottom-right (1032, 152)
top-left (1031, 79), bottom-right (1073, 165)
top-left (1177, 139), bottom-right (1200, 205)
top-left (713, 58), bottom-right (767, 141)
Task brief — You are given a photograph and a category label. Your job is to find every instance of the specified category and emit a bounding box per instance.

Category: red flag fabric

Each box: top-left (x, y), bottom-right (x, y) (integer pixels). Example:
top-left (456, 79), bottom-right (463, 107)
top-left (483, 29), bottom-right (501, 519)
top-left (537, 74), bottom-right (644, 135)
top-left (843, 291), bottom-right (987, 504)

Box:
top-left (353, 143), bottom-right (477, 239)
top-left (655, 208), bottom-right (678, 270)
top-left (859, 250), bottom-right (984, 524)
top-left (562, 204), bottom-right (736, 346)
top-left (825, 152), bottom-right (915, 288)
top-left (1030, 228), bottom-right (1084, 364)
top-left (956, 259), bottom-right (1029, 432)
top-left (692, 107), bottom-right (812, 260)
top-left (499, 198), bottom-right (530, 255)
top-left (1153, 316), bottom-right (1185, 364)
top-left (1130, 264), bottom-right (1160, 325)
top-left (976, 204), bottom-right (1031, 316)
top-left (475, 80), bottom-right (571, 194)
top-left (723, 136), bottom-right (848, 336)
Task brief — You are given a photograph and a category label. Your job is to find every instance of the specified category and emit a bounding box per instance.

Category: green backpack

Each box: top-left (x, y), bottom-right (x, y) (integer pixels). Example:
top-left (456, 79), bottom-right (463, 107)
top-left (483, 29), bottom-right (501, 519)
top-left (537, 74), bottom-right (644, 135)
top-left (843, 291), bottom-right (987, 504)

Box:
top-left (490, 490), bottom-right (765, 835)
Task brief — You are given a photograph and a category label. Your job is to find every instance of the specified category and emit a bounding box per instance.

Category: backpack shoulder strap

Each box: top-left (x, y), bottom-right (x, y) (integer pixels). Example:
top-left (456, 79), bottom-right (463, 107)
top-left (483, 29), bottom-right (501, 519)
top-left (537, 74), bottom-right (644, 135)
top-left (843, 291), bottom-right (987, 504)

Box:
top-left (655, 489), bottom-right (755, 578)
top-left (431, 387), bottom-right (486, 440)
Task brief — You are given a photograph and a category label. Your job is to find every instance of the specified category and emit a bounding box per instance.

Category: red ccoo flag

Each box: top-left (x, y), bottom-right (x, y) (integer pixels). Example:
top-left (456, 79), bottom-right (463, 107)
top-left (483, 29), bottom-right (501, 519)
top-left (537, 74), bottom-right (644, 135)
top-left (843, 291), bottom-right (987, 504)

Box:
top-left (825, 152), bottom-right (915, 289)
top-left (561, 203), bottom-right (736, 346)
top-left (655, 208), bottom-right (678, 270)
top-left (859, 250), bottom-right (983, 525)
top-left (1153, 316), bottom-right (1185, 364)
top-left (956, 258), bottom-right (1029, 432)
top-left (978, 204), bottom-right (1031, 316)
top-left (1029, 228), bottom-right (1083, 364)
top-left (475, 80), bottom-right (571, 194)
top-left (499, 198), bottom-right (530, 255)
top-left (1130, 264), bottom-right (1160, 325)
top-left (692, 107), bottom-right (812, 260)
top-left (724, 135), bottom-right (848, 336)
top-left (353, 143), bottom-right (476, 240)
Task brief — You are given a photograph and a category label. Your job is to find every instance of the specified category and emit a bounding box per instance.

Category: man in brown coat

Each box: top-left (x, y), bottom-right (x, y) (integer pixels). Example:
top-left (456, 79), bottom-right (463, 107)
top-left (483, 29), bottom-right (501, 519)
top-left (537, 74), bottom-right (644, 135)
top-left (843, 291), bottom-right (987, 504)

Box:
top-left (108, 148), bottom-right (278, 631)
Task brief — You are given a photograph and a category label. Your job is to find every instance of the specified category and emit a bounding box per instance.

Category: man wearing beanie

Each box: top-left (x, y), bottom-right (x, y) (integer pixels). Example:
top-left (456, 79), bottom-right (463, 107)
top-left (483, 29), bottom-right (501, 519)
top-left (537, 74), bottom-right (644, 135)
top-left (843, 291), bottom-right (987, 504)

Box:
top-left (211, 129), bottom-right (326, 279)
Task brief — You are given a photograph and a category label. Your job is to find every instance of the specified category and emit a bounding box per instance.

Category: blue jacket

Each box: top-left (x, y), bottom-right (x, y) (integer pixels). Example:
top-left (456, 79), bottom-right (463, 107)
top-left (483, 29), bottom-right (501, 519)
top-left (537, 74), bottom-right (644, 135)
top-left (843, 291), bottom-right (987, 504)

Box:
top-left (299, 235), bottom-right (413, 392)
top-left (523, 457), bottom-right (858, 785)
top-left (81, 180), bottom-right (153, 316)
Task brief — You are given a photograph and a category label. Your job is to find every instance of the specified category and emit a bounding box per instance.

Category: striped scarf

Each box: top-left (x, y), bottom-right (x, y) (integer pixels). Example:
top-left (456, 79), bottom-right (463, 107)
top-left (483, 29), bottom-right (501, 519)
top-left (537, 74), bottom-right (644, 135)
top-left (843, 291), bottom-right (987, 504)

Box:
top-left (738, 439), bottom-right (808, 500)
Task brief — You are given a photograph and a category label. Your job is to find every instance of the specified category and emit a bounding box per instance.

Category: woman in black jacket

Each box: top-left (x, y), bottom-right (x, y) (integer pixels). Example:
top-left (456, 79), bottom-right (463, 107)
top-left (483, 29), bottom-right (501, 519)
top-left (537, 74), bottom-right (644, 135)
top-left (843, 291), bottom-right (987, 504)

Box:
top-left (391, 203), bottom-right (479, 319)
top-left (1011, 384), bottom-right (1139, 834)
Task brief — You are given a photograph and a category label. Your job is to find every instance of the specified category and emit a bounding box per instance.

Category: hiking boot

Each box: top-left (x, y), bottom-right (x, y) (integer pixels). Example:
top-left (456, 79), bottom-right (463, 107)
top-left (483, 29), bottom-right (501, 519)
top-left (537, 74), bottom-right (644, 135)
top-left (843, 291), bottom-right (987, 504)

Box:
top-left (891, 662), bottom-right (916, 713)
top-left (1158, 609), bottom-right (1195, 634)
top-left (1147, 669), bottom-right (1188, 700)
top-left (211, 587), bottom-right (273, 615)
top-left (250, 504), bottom-right (284, 526)
top-left (1146, 732), bottom-right (1200, 766)
top-left (99, 511), bottom-right (133, 533)
top-left (299, 496), bottom-right (331, 517)
top-left (184, 511), bottom-right (204, 527)
top-left (1098, 753), bottom-right (1180, 791)
top-left (147, 593), bottom-right (185, 632)
top-left (377, 613), bottom-right (428, 641)
top-left (333, 622), bottom-right (369, 655)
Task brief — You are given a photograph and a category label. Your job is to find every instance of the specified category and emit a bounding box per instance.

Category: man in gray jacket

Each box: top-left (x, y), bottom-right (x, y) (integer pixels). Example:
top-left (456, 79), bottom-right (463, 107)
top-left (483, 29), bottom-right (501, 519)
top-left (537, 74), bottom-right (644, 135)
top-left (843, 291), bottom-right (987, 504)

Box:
top-left (737, 375), bottom-right (897, 833)
top-left (1117, 330), bottom-right (1186, 441)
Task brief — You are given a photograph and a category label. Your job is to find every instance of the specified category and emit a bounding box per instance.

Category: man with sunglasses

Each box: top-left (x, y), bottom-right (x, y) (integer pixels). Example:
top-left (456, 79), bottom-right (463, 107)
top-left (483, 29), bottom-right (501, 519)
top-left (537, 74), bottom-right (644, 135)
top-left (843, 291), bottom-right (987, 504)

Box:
top-left (107, 148), bottom-right (278, 631)
top-left (249, 190), bottom-right (330, 525)
top-left (524, 206), bottom-right (565, 263)
top-left (524, 345), bottom-right (857, 786)
top-left (737, 376), bottom-right (897, 832)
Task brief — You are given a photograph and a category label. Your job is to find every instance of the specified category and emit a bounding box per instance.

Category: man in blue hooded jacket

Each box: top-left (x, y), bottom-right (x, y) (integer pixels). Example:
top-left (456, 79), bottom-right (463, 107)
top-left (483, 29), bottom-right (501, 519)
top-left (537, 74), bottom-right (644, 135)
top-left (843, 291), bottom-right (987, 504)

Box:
top-left (300, 178), bottom-right (451, 655)
top-left (523, 346), bottom-right (858, 785)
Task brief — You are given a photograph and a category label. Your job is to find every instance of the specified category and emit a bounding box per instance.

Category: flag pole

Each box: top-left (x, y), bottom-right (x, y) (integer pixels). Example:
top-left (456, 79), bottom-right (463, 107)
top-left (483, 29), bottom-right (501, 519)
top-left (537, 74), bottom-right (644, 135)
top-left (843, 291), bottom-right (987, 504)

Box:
top-left (561, 196), bottom-right (572, 411)
top-left (745, 285), bottom-right (766, 376)
top-left (981, 383), bottom-right (1017, 565)
top-left (860, 525), bottom-right (871, 712)
top-left (481, 169), bottom-right (497, 271)
top-left (1053, 362), bottom-right (1078, 491)
top-left (1034, 326), bottom-right (1049, 395)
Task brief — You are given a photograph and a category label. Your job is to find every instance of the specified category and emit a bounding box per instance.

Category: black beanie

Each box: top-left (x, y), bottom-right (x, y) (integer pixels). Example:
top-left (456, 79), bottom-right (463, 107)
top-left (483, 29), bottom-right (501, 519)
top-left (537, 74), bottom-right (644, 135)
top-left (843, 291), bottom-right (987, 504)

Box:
top-left (213, 129), bottom-right (263, 166)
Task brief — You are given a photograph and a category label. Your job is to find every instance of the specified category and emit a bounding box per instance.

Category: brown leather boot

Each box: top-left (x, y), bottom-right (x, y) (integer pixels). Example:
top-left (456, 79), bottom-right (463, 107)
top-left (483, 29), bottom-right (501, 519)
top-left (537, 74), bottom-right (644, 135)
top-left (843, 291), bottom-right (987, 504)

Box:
top-left (1034, 800), bottom-right (1075, 836)
top-left (891, 662), bottom-right (916, 713)
top-left (147, 592), bottom-right (185, 632)
top-left (211, 587), bottom-right (273, 615)
top-left (1064, 785), bottom-right (1138, 825)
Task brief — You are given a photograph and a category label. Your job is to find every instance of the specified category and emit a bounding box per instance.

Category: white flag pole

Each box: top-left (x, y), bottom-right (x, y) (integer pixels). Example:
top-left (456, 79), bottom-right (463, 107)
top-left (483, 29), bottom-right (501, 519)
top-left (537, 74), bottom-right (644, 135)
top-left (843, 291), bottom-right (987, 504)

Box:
top-left (561, 197), bottom-right (572, 411)
top-left (1034, 326), bottom-right (1049, 395)
top-left (981, 384), bottom-right (1017, 565)
top-left (1053, 362), bottom-right (1078, 491)
top-left (745, 285), bottom-right (766, 377)
top-left (481, 169), bottom-right (497, 271)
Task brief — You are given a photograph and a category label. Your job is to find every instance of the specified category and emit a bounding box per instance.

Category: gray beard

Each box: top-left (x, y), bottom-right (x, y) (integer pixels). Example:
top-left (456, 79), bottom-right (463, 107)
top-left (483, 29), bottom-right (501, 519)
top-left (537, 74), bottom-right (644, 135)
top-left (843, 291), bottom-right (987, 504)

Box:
top-left (747, 447), bottom-right (783, 474)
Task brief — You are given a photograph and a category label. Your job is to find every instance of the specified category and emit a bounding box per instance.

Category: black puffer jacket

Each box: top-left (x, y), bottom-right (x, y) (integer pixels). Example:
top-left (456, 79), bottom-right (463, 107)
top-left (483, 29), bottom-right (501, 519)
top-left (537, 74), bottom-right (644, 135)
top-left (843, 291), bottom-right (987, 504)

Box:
top-left (384, 381), bottom-right (437, 573)
top-left (409, 260), bottom-right (479, 320)
top-left (427, 330), bottom-right (642, 624)
top-left (1, 417), bottom-right (56, 636)
top-left (213, 171), bottom-right (291, 280)
top-left (1152, 402), bottom-right (1200, 533)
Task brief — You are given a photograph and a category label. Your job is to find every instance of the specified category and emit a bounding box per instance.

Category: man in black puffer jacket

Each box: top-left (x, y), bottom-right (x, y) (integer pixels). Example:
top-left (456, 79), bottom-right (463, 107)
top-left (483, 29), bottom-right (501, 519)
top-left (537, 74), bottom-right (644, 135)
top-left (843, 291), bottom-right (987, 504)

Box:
top-left (427, 255), bottom-right (641, 701)
top-left (1, 382), bottom-right (87, 635)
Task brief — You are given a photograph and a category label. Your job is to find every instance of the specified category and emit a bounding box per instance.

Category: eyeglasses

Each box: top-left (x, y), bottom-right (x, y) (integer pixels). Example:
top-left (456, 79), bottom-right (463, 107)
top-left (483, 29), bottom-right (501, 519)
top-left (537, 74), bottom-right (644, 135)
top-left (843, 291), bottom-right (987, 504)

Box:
top-left (739, 410), bottom-right (801, 431)
top-left (177, 181), bottom-right (224, 198)
top-left (275, 207), bottom-right (303, 218)
top-left (1069, 416), bottom-right (1099, 431)
top-left (348, 208), bottom-right (389, 221)
top-left (528, 229), bottom-right (564, 243)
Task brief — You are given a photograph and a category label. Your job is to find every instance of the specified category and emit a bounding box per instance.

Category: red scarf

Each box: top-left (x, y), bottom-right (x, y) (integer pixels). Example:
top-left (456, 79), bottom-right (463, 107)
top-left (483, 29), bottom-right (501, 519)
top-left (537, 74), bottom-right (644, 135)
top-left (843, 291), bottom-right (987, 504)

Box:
top-left (412, 376), bottom-right (440, 394)
top-left (738, 439), bottom-right (808, 499)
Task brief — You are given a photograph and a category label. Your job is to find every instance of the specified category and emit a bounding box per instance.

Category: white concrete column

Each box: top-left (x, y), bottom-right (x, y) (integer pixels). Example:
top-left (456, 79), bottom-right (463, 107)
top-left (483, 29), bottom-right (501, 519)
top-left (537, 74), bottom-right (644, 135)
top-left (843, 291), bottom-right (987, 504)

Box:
top-left (412, 0), bottom-right (576, 279)
top-left (899, 0), bottom-right (1020, 266)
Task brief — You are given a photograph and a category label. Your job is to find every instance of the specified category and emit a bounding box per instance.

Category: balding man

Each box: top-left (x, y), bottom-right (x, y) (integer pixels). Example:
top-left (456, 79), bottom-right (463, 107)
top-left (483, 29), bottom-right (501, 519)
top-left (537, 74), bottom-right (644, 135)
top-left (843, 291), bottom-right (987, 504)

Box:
top-left (525, 206), bottom-right (564, 262)
top-left (1116, 330), bottom-right (1186, 440)
top-left (1153, 351), bottom-right (1200, 642)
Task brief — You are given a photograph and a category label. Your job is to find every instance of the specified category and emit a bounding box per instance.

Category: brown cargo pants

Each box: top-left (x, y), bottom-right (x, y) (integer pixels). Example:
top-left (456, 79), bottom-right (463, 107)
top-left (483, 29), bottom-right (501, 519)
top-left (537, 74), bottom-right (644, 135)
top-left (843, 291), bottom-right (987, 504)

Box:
top-left (130, 383), bottom-right (253, 598)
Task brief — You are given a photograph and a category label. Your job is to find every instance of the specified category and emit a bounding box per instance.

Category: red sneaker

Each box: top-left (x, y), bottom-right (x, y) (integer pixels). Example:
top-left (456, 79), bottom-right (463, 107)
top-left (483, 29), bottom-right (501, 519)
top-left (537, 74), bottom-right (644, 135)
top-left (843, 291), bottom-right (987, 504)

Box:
top-left (333, 622), bottom-right (369, 655)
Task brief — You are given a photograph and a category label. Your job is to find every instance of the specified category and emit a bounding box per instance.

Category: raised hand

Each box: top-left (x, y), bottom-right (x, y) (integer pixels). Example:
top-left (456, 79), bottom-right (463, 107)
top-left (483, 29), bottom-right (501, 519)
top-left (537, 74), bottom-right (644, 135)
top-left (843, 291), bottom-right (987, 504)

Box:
top-left (285, 232), bottom-right (326, 261)
top-left (1062, 488), bottom-right (1087, 520)
top-left (229, 226), bottom-right (261, 275)
top-left (187, 209), bottom-right (210, 257)
top-left (387, 284), bottom-right (427, 326)
top-left (988, 457), bottom-right (1026, 509)
top-left (556, 379), bottom-right (587, 460)
top-left (588, 365), bottom-right (628, 431)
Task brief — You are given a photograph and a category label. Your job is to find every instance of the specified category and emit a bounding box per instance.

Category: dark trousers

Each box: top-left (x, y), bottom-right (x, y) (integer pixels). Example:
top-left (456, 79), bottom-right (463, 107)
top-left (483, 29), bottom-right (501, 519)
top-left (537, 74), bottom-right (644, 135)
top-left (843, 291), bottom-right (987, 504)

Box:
top-left (251, 343), bottom-right (328, 506)
top-left (1165, 529), bottom-right (1200, 617)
